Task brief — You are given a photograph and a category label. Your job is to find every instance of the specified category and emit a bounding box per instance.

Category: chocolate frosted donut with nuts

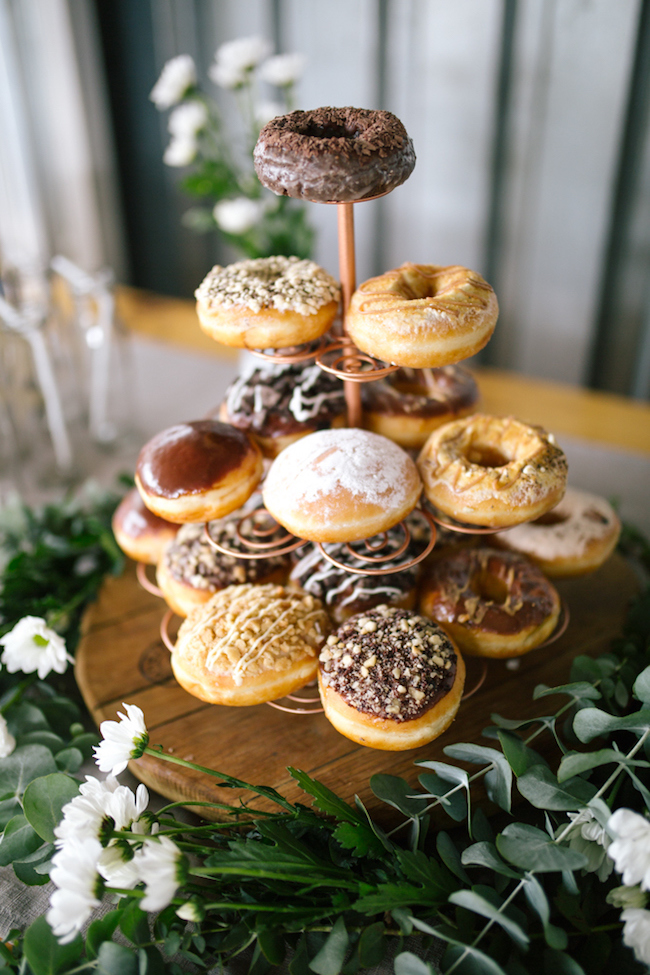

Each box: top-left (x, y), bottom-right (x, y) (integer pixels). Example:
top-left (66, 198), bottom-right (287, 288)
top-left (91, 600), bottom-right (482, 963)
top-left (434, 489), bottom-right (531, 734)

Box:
top-left (318, 606), bottom-right (464, 750)
top-left (254, 107), bottom-right (416, 202)
top-left (172, 583), bottom-right (330, 706)
top-left (219, 360), bottom-right (347, 458)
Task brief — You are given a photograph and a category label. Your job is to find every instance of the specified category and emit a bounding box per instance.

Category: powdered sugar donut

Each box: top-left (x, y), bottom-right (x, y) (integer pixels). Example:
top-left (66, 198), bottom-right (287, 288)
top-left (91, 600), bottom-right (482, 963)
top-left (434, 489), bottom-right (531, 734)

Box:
top-left (262, 428), bottom-right (422, 543)
top-left (494, 487), bottom-right (621, 577)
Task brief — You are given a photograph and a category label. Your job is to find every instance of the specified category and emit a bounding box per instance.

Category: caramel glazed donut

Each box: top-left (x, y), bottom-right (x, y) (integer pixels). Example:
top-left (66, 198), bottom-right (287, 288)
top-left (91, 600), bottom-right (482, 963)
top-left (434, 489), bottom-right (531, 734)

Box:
top-left (419, 547), bottom-right (561, 658)
top-left (195, 256), bottom-right (340, 350)
top-left (254, 106), bottom-right (416, 202)
top-left (172, 583), bottom-right (330, 706)
top-left (417, 414), bottom-right (568, 528)
top-left (346, 263), bottom-right (499, 368)
top-left (362, 365), bottom-right (479, 449)
top-left (318, 605), bottom-right (465, 750)
top-left (219, 360), bottom-right (347, 458)
top-left (494, 486), bottom-right (621, 578)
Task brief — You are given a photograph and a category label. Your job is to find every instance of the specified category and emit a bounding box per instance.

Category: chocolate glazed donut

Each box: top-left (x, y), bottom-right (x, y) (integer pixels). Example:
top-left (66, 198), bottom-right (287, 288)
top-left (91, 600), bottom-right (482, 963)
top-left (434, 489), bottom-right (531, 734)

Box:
top-left (254, 107), bottom-right (416, 203)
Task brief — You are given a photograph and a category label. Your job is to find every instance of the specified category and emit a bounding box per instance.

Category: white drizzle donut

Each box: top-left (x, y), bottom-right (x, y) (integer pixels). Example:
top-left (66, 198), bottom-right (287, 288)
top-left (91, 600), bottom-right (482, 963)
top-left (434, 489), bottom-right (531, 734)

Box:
top-left (493, 487), bottom-right (621, 577)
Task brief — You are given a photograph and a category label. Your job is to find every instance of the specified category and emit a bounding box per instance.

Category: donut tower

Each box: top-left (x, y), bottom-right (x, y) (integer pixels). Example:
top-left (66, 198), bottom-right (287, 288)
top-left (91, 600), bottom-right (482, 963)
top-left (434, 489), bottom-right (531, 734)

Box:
top-left (116, 107), bottom-right (621, 750)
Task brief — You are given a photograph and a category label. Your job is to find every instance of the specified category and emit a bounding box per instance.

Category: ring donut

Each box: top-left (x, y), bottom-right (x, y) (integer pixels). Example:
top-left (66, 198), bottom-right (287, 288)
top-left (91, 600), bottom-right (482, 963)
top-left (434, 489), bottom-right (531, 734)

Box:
top-left (417, 414), bottom-right (568, 528)
top-left (419, 547), bottom-right (561, 658)
top-left (346, 264), bottom-right (498, 368)
top-left (254, 106), bottom-right (416, 203)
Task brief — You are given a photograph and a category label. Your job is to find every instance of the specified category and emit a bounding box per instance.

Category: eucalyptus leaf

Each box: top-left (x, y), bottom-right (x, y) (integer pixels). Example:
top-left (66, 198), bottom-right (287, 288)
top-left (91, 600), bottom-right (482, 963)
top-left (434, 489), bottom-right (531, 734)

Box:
top-left (449, 888), bottom-right (529, 949)
top-left (437, 831), bottom-right (470, 884)
top-left (461, 841), bottom-right (521, 879)
top-left (633, 665), bottom-right (650, 704)
top-left (54, 746), bottom-right (83, 772)
top-left (15, 731), bottom-right (65, 753)
top-left (357, 922), bottom-right (386, 969)
top-left (573, 707), bottom-right (650, 742)
top-left (533, 682), bottom-right (601, 702)
top-left (23, 773), bottom-right (80, 842)
top-left (309, 916), bottom-right (348, 975)
top-left (417, 772), bottom-right (467, 821)
top-left (557, 748), bottom-right (649, 782)
top-left (517, 764), bottom-right (596, 810)
top-left (258, 928), bottom-right (285, 966)
top-left (12, 842), bottom-right (53, 887)
top-left (442, 943), bottom-right (509, 974)
top-left (542, 948), bottom-right (587, 974)
top-left (86, 910), bottom-right (123, 960)
top-left (0, 814), bottom-right (42, 867)
top-left (394, 952), bottom-right (436, 975)
top-left (370, 774), bottom-right (427, 818)
top-left (23, 915), bottom-right (83, 975)
top-left (96, 941), bottom-right (139, 975)
top-left (497, 823), bottom-right (587, 872)
top-left (0, 744), bottom-right (56, 799)
top-left (444, 743), bottom-right (512, 812)
top-left (523, 874), bottom-right (568, 949)
top-left (497, 729), bottom-right (547, 777)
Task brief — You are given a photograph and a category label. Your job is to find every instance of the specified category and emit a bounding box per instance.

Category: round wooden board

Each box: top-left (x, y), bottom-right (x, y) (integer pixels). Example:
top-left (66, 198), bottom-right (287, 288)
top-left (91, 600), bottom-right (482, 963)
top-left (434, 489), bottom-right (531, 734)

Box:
top-left (75, 555), bottom-right (639, 823)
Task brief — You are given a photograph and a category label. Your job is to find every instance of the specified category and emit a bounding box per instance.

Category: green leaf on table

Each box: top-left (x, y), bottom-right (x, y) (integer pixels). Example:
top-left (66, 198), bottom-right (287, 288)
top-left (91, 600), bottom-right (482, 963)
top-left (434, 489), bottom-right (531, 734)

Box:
top-left (522, 874), bottom-right (568, 950)
top-left (86, 911), bottom-right (123, 960)
top-left (394, 952), bottom-right (437, 975)
top-left (0, 797), bottom-right (21, 829)
top-left (449, 887), bottom-right (529, 949)
top-left (23, 773), bottom-right (80, 842)
top-left (23, 915), bottom-right (83, 975)
top-left (13, 842), bottom-right (54, 886)
top-left (38, 697), bottom-right (80, 739)
top-left (461, 841), bottom-right (521, 879)
top-left (442, 943), bottom-right (509, 974)
top-left (309, 916), bottom-right (349, 975)
top-left (8, 702), bottom-right (49, 736)
top-left (288, 768), bottom-right (361, 823)
top-left (54, 747), bottom-right (83, 773)
top-left (444, 742), bottom-right (513, 812)
top-left (573, 707), bottom-right (650, 742)
top-left (357, 922), bottom-right (386, 969)
top-left (497, 729), bottom-right (547, 777)
top-left (533, 682), bottom-right (601, 702)
top-left (542, 948), bottom-right (587, 974)
top-left (15, 731), bottom-right (65, 753)
top-left (257, 928), bottom-right (285, 966)
top-left (0, 814), bottom-right (43, 866)
top-left (417, 772), bottom-right (467, 821)
top-left (0, 744), bottom-right (56, 799)
top-left (517, 764), bottom-right (596, 810)
top-left (96, 941), bottom-right (139, 975)
top-left (437, 831), bottom-right (470, 884)
top-left (558, 748), bottom-right (649, 782)
top-left (370, 774), bottom-right (428, 818)
top-left (119, 900), bottom-right (150, 946)
top-left (497, 823), bottom-right (587, 872)
top-left (634, 665), bottom-right (650, 704)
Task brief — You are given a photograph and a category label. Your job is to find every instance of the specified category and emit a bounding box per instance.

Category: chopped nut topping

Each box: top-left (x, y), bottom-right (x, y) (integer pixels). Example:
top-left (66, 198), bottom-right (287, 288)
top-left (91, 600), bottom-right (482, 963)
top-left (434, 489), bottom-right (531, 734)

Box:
top-left (195, 256), bottom-right (340, 316)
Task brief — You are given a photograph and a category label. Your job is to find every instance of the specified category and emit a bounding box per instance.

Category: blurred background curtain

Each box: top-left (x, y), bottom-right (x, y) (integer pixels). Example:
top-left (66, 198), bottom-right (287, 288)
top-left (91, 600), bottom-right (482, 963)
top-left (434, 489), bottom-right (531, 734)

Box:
top-left (1, 0), bottom-right (649, 398)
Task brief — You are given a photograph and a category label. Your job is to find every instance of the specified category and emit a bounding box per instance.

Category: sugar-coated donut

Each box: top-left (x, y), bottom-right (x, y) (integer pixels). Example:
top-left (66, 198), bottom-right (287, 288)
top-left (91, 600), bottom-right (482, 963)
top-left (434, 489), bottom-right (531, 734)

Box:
top-left (254, 107), bottom-right (415, 203)
top-left (417, 414), bottom-right (567, 528)
top-left (262, 428), bottom-right (422, 543)
top-left (156, 512), bottom-right (290, 618)
top-left (346, 264), bottom-right (498, 368)
top-left (289, 510), bottom-right (430, 624)
top-left (219, 360), bottom-right (347, 458)
top-left (135, 420), bottom-right (263, 524)
top-left (493, 487), bottom-right (621, 577)
top-left (172, 584), bottom-right (329, 706)
top-left (195, 256), bottom-right (339, 350)
top-left (419, 547), bottom-right (561, 658)
top-left (362, 366), bottom-right (479, 449)
top-left (318, 606), bottom-right (465, 750)
top-left (112, 488), bottom-right (179, 565)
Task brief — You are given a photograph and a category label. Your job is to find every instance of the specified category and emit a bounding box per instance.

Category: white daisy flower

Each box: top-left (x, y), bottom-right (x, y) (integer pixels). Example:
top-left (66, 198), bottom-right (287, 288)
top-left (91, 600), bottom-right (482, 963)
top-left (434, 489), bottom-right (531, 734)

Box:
top-left (176, 899), bottom-right (204, 922)
top-left (608, 808), bottom-right (650, 889)
top-left (0, 714), bottom-right (15, 758)
top-left (558, 808), bottom-right (613, 881)
top-left (55, 776), bottom-right (150, 847)
top-left (47, 836), bottom-right (103, 943)
top-left (215, 36), bottom-right (272, 73)
top-left (150, 54), bottom-right (196, 109)
top-left (208, 60), bottom-right (247, 90)
top-left (621, 907), bottom-right (650, 965)
top-left (0, 616), bottom-right (70, 679)
top-left (213, 197), bottom-right (264, 235)
top-left (163, 136), bottom-right (198, 167)
top-left (93, 703), bottom-right (149, 776)
top-left (259, 53), bottom-right (305, 87)
top-left (607, 885), bottom-right (648, 910)
top-left (98, 842), bottom-right (141, 890)
top-left (134, 836), bottom-right (187, 912)
top-left (168, 101), bottom-right (208, 138)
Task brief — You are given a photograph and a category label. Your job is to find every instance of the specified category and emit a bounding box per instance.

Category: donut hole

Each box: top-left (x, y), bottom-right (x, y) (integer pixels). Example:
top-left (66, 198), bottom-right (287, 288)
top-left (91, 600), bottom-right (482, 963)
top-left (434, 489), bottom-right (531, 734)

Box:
top-left (471, 569), bottom-right (509, 605)
top-left (301, 120), bottom-right (361, 141)
top-left (392, 380), bottom-right (431, 399)
top-left (465, 444), bottom-right (510, 468)
top-left (532, 509), bottom-right (570, 526)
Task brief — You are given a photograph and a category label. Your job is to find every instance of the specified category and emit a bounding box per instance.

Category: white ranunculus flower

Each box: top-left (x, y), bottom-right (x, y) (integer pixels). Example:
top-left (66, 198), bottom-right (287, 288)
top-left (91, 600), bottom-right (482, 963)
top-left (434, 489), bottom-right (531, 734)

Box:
top-left (213, 197), bottom-right (264, 235)
top-left (150, 54), bottom-right (196, 109)
top-left (608, 808), bottom-right (650, 889)
top-left (215, 36), bottom-right (272, 72)
top-left (134, 836), bottom-right (187, 912)
top-left (255, 100), bottom-right (284, 127)
top-left (622, 907), bottom-right (650, 965)
top-left (0, 616), bottom-right (69, 679)
top-left (558, 808), bottom-right (613, 881)
top-left (93, 703), bottom-right (149, 776)
top-left (0, 714), bottom-right (15, 758)
top-left (47, 836), bottom-right (103, 943)
top-left (168, 101), bottom-right (208, 138)
top-left (163, 136), bottom-right (198, 167)
top-left (259, 53), bottom-right (305, 87)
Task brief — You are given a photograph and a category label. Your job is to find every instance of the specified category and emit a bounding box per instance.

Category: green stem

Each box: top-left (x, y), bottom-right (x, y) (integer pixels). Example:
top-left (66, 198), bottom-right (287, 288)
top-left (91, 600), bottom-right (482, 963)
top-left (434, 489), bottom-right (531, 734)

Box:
top-left (190, 866), bottom-right (357, 889)
top-left (0, 675), bottom-right (37, 715)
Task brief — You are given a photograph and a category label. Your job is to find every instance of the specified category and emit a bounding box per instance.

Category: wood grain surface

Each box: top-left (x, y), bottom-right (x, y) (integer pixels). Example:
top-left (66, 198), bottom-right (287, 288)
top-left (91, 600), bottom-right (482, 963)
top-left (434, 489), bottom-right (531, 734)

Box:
top-left (75, 553), bottom-right (639, 823)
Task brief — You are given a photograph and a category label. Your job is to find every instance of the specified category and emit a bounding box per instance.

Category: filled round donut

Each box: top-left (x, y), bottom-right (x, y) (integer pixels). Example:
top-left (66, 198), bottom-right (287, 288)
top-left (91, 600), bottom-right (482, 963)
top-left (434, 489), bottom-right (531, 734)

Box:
top-left (171, 584), bottom-right (330, 706)
top-left (219, 360), bottom-right (347, 458)
top-left (195, 256), bottom-right (339, 350)
top-left (254, 106), bottom-right (416, 203)
top-left (362, 365), bottom-right (479, 449)
top-left (135, 420), bottom-right (263, 524)
top-left (262, 428), bottom-right (422, 543)
top-left (318, 605), bottom-right (465, 750)
top-left (417, 414), bottom-right (568, 528)
top-left (346, 264), bottom-right (498, 368)
top-left (419, 547), bottom-right (561, 658)
top-left (112, 487), bottom-right (179, 565)
top-left (289, 510), bottom-right (430, 624)
top-left (156, 512), bottom-right (291, 617)
top-left (493, 487), bottom-right (621, 577)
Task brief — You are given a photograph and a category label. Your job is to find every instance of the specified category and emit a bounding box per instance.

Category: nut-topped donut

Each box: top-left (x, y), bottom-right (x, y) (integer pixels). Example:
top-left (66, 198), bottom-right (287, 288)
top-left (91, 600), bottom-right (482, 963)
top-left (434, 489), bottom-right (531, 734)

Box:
top-left (362, 366), bottom-right (479, 449)
top-left (419, 547), bottom-right (561, 658)
top-left (318, 606), bottom-right (465, 750)
top-left (195, 256), bottom-right (340, 350)
top-left (219, 360), bottom-right (347, 458)
top-left (135, 420), bottom-right (263, 524)
top-left (262, 428), bottom-right (422, 543)
top-left (172, 583), bottom-right (330, 706)
top-left (417, 414), bottom-right (567, 528)
top-left (112, 487), bottom-right (179, 565)
top-left (346, 264), bottom-right (498, 368)
top-left (254, 107), bottom-right (416, 202)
